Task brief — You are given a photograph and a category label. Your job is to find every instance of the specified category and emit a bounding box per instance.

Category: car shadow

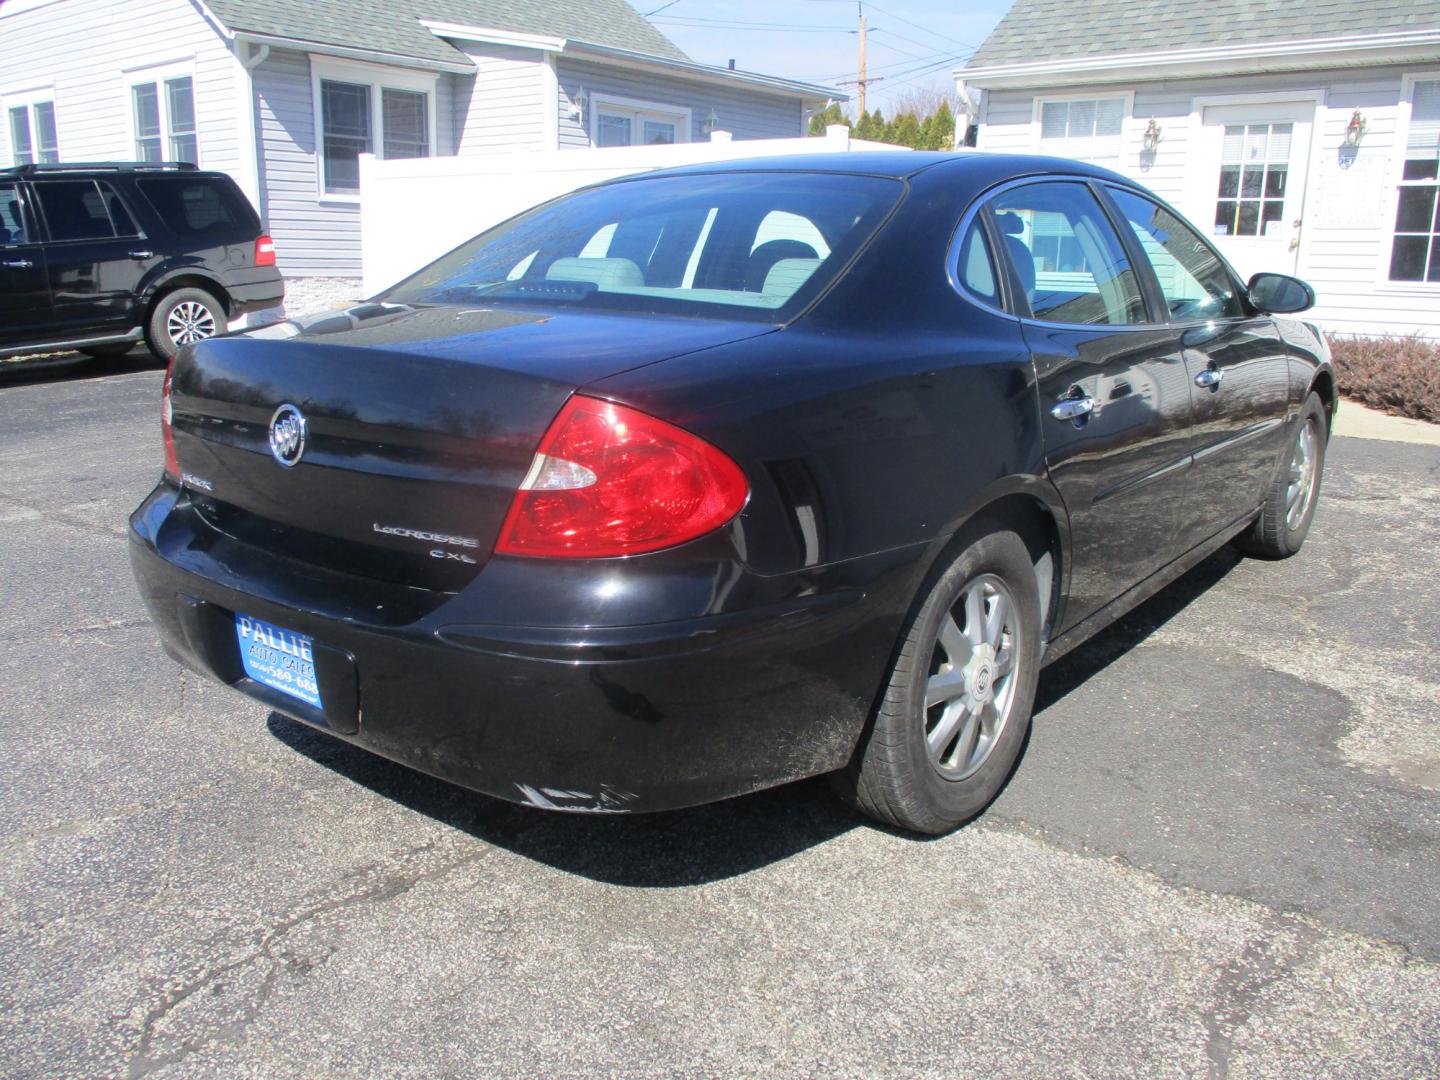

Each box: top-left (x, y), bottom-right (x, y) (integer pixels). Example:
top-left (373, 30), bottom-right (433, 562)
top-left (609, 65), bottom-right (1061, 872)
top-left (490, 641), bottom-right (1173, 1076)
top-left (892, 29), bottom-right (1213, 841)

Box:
top-left (267, 545), bottom-right (1244, 887)
top-left (1033, 545), bottom-right (1243, 713)
top-left (0, 346), bottom-right (163, 388)
top-left (267, 710), bottom-right (867, 887)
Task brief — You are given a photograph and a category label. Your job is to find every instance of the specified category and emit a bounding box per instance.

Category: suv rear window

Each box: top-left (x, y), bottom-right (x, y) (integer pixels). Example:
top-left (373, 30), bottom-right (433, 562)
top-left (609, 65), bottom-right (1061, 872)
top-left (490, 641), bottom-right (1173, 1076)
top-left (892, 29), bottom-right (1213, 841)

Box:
top-left (136, 176), bottom-right (257, 238)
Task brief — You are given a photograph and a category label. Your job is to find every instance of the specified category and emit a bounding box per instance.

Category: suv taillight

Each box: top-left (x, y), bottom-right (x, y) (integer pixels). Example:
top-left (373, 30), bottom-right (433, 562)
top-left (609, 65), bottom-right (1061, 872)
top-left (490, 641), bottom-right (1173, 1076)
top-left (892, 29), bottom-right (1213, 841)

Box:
top-left (254, 234), bottom-right (276, 267)
top-left (161, 361), bottom-right (179, 480)
top-left (494, 395), bottom-right (748, 558)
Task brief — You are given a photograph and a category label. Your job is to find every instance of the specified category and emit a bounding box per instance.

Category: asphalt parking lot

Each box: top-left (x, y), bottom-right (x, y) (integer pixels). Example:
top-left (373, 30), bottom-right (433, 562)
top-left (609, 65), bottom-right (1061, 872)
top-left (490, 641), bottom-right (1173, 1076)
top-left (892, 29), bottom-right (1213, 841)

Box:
top-left (2, 355), bottom-right (1437, 1077)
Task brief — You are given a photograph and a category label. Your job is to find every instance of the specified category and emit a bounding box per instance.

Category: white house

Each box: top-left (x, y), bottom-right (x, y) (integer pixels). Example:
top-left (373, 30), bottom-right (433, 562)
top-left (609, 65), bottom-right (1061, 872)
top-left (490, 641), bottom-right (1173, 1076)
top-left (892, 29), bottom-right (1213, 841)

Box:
top-left (0, 0), bottom-right (840, 312)
top-left (957, 0), bottom-right (1440, 338)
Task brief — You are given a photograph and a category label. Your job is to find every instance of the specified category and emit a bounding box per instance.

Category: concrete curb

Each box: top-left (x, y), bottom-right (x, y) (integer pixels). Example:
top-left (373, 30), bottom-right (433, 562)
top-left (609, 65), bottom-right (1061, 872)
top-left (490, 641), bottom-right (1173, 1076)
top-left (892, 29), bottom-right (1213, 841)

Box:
top-left (1334, 399), bottom-right (1440, 446)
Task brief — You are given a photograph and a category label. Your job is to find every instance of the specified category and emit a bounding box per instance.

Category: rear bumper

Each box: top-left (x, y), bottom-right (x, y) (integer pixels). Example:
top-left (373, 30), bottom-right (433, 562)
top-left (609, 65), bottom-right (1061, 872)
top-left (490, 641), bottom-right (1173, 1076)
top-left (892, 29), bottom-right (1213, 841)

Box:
top-left (223, 267), bottom-right (285, 315)
top-left (129, 484), bottom-right (913, 813)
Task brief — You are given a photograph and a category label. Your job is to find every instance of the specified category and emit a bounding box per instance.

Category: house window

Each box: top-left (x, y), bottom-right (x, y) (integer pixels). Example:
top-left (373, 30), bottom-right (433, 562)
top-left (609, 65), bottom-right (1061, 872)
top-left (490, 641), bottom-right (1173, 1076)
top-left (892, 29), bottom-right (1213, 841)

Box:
top-left (317, 68), bottom-right (432, 195)
top-left (593, 99), bottom-right (687, 147)
top-left (1038, 97), bottom-right (1125, 162)
top-left (1214, 123), bottom-right (1291, 238)
top-left (1390, 78), bottom-right (1440, 283)
top-left (7, 100), bottom-right (59, 165)
top-left (131, 76), bottom-right (198, 164)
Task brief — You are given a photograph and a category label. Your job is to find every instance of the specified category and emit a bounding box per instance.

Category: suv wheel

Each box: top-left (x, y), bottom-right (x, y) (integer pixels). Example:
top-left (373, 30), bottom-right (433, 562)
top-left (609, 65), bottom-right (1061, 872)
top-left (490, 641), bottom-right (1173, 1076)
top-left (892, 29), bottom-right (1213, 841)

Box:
top-left (147, 287), bottom-right (224, 361)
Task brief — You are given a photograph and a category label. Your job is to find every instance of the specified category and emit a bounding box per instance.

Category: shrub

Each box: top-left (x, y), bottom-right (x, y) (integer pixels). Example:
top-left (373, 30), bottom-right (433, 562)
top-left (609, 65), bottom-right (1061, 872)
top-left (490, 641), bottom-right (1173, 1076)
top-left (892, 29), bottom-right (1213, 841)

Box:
top-left (1328, 334), bottom-right (1440, 424)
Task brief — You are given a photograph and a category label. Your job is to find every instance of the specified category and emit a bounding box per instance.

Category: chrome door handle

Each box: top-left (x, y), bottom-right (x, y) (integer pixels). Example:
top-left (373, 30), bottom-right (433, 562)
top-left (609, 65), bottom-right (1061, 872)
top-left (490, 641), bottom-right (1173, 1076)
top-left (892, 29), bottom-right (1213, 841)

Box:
top-left (129, 250), bottom-right (154, 259)
top-left (1050, 396), bottom-right (1095, 422)
top-left (3, 258), bottom-right (34, 269)
top-left (1194, 367), bottom-right (1224, 389)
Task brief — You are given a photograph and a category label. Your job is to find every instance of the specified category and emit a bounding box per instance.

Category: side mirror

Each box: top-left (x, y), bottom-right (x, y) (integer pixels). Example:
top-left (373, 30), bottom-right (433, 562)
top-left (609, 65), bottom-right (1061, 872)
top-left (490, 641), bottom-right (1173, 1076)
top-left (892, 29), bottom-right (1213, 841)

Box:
top-left (1248, 272), bottom-right (1315, 314)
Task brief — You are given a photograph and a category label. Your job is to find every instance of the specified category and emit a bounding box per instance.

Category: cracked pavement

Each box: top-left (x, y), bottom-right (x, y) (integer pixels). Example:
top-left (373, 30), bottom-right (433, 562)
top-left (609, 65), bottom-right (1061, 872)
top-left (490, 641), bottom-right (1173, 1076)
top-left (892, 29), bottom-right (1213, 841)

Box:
top-left (1, 359), bottom-right (1437, 1077)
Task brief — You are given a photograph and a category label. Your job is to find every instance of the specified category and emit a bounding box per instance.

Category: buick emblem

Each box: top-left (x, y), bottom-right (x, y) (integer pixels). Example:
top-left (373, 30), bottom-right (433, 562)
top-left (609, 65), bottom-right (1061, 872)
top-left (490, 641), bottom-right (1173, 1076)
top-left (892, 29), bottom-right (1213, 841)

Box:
top-left (268, 403), bottom-right (308, 468)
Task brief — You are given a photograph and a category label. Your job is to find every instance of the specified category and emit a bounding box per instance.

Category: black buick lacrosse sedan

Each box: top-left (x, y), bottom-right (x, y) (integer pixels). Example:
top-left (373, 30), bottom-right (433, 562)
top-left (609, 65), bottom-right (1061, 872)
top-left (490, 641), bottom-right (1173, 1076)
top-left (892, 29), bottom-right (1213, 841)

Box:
top-left (129, 152), bottom-right (1333, 834)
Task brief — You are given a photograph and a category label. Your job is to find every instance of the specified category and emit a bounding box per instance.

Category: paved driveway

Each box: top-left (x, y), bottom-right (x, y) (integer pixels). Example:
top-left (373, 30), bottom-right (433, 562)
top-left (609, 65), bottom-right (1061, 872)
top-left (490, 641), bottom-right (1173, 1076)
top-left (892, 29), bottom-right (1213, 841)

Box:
top-left (1, 363), bottom-right (1437, 1077)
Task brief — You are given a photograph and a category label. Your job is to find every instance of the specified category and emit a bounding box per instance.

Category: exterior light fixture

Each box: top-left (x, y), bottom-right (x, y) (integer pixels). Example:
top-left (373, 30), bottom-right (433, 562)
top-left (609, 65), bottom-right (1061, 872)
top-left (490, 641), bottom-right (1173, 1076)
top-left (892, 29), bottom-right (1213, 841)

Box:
top-left (703, 108), bottom-right (721, 135)
top-left (1142, 117), bottom-right (1162, 153)
top-left (1344, 109), bottom-right (1366, 147)
top-left (566, 85), bottom-right (587, 121)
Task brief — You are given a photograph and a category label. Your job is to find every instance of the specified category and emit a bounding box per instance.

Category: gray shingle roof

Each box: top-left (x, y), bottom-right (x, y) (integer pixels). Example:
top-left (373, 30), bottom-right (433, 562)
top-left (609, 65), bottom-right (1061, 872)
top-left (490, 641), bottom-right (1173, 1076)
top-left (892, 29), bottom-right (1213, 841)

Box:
top-left (205, 0), bottom-right (689, 66)
top-left (966, 0), bottom-right (1440, 67)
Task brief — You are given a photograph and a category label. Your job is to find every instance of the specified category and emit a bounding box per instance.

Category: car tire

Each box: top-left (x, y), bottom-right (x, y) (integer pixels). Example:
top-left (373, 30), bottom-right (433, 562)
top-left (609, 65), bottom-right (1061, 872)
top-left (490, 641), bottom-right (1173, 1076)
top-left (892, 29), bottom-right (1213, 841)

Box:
top-left (835, 528), bottom-right (1042, 835)
top-left (1234, 392), bottom-right (1328, 560)
top-left (146, 287), bottom-right (224, 362)
top-left (78, 342), bottom-right (135, 359)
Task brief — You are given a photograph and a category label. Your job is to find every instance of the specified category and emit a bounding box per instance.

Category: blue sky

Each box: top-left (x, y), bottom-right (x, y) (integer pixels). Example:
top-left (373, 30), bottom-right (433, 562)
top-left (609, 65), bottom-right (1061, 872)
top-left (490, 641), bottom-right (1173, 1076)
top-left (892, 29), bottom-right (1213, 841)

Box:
top-left (641, 0), bottom-right (1014, 115)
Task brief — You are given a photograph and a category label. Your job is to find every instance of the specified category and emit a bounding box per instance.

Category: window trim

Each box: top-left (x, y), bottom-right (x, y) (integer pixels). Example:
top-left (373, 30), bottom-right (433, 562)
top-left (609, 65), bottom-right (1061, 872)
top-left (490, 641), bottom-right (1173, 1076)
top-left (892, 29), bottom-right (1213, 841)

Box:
top-left (123, 59), bottom-right (200, 166)
top-left (1378, 69), bottom-right (1440, 293)
top-left (588, 92), bottom-right (692, 148)
top-left (1031, 91), bottom-right (1134, 163)
top-left (310, 57), bottom-right (438, 202)
top-left (2, 85), bottom-right (59, 166)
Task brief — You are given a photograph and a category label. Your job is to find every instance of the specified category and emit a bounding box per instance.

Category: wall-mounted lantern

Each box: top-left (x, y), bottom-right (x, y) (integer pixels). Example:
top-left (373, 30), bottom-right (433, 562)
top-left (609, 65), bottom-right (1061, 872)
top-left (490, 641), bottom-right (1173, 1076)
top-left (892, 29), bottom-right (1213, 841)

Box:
top-left (702, 108), bottom-right (721, 136)
top-left (565, 85), bottom-right (587, 122)
top-left (1344, 109), bottom-right (1367, 147)
top-left (1142, 117), bottom-right (1162, 154)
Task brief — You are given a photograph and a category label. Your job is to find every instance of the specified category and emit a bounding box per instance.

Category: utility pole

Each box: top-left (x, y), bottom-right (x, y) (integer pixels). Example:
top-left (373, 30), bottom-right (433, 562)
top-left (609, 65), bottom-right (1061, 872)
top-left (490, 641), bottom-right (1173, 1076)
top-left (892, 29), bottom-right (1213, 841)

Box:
top-left (836, 3), bottom-right (883, 115)
top-left (857, 8), bottom-right (867, 117)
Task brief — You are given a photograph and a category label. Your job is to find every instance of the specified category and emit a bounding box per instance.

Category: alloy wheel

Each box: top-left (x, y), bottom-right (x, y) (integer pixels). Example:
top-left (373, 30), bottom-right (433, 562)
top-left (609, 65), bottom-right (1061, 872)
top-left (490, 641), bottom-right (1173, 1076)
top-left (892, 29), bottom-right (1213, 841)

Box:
top-left (924, 573), bottom-right (1020, 780)
top-left (1285, 417), bottom-right (1319, 530)
top-left (166, 300), bottom-right (217, 347)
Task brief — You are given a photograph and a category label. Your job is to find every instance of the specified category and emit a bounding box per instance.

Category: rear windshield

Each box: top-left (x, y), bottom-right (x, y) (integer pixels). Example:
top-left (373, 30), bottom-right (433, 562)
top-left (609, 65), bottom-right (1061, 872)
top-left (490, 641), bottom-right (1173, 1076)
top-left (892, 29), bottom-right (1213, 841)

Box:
top-left (382, 172), bottom-right (903, 321)
top-left (136, 176), bottom-right (258, 238)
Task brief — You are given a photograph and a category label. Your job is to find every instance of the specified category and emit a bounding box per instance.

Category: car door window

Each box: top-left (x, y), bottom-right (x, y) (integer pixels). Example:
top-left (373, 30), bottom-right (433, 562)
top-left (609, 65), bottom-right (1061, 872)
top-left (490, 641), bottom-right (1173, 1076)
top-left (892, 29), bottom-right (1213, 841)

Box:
top-left (33, 180), bottom-right (119, 242)
top-left (990, 181), bottom-right (1147, 326)
top-left (1105, 187), bottom-right (1243, 321)
top-left (0, 183), bottom-right (31, 246)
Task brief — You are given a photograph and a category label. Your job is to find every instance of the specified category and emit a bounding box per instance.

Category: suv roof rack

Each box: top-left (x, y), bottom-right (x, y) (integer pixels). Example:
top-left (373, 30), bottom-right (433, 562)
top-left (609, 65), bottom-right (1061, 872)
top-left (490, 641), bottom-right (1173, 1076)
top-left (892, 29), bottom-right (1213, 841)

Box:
top-left (0, 161), bottom-right (200, 178)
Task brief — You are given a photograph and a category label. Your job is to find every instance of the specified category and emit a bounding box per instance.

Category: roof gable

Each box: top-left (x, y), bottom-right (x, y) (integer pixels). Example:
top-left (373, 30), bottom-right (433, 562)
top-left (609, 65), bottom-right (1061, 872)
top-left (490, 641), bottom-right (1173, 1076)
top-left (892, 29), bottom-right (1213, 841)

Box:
top-left (205, 0), bottom-right (689, 66)
top-left (967, 0), bottom-right (1440, 67)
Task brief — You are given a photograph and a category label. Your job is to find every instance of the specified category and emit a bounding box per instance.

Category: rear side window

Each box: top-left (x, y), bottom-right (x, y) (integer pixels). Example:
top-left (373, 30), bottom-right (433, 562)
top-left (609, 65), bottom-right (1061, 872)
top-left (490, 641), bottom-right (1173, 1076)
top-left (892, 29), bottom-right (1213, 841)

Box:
top-left (955, 218), bottom-right (1000, 307)
top-left (990, 181), bottom-right (1148, 326)
top-left (136, 177), bottom-right (257, 238)
top-left (34, 180), bottom-right (126, 242)
top-left (1104, 187), bottom-right (1243, 321)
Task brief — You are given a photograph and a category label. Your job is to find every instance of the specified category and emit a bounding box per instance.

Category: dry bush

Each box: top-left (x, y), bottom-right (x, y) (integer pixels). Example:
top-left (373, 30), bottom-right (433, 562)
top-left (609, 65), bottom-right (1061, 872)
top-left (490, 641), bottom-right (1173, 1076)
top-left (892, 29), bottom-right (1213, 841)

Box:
top-left (1328, 334), bottom-right (1440, 424)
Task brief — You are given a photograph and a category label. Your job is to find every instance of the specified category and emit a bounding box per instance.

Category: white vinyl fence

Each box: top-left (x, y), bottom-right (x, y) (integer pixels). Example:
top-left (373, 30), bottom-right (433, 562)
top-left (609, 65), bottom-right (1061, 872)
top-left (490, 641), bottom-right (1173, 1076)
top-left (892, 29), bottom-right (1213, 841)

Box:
top-left (358, 127), bottom-right (904, 296)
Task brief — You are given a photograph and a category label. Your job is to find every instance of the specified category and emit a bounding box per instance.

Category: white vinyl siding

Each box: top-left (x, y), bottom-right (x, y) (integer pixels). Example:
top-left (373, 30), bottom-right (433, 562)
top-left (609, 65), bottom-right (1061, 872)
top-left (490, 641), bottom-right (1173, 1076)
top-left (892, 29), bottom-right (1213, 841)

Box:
top-left (0, 0), bottom-right (239, 175)
top-left (976, 65), bottom-right (1440, 337)
top-left (252, 49), bottom-right (363, 277)
top-left (555, 59), bottom-right (804, 148)
top-left (452, 43), bottom-right (550, 153)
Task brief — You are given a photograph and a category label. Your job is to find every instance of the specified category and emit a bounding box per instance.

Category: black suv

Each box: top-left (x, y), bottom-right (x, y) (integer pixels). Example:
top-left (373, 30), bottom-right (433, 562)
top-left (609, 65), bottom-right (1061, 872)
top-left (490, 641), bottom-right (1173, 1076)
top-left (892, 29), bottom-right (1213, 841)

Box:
top-left (0, 162), bottom-right (283, 361)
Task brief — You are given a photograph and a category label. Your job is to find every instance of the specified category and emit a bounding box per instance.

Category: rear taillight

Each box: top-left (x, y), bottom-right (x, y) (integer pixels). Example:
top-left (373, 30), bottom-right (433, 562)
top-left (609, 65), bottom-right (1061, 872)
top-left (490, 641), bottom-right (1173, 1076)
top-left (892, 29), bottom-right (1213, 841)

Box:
top-left (495, 395), bottom-right (748, 558)
top-left (254, 234), bottom-right (276, 267)
top-left (161, 362), bottom-right (179, 480)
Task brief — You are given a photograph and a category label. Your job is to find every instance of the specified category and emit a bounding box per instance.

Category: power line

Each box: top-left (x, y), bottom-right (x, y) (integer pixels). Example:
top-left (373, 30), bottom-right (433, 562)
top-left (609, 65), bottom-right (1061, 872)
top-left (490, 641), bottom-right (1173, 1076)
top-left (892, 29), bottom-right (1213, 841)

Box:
top-left (861, 2), bottom-right (980, 52)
